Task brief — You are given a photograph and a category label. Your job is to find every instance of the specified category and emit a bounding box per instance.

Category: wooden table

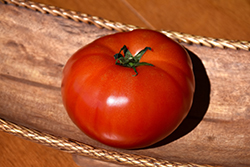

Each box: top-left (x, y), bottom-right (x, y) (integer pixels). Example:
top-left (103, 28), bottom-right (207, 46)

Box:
top-left (0, 0), bottom-right (249, 167)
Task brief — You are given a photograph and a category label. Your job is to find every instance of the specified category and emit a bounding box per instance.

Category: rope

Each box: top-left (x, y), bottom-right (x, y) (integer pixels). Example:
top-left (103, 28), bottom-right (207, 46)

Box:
top-left (1, 0), bottom-right (249, 51)
top-left (0, 0), bottom-right (239, 166)
top-left (0, 119), bottom-right (214, 167)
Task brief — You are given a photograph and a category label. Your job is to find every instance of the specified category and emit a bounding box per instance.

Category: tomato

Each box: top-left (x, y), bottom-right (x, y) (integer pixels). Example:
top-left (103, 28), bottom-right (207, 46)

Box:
top-left (61, 29), bottom-right (195, 149)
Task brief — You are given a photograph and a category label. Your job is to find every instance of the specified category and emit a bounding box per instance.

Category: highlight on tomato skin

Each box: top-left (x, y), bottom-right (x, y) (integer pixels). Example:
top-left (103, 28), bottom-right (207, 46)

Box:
top-left (61, 29), bottom-right (195, 149)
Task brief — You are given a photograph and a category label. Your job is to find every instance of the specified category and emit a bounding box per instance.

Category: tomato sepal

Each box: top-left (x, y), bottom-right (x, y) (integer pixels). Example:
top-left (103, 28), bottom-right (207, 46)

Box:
top-left (114, 45), bottom-right (154, 76)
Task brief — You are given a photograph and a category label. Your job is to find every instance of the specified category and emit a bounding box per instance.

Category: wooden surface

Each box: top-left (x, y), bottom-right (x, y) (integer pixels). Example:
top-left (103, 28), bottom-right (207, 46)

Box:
top-left (0, 0), bottom-right (250, 167)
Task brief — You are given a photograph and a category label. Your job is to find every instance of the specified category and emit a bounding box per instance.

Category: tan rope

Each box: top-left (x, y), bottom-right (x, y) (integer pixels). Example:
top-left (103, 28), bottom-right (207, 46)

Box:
top-left (0, 118), bottom-right (215, 167)
top-left (2, 0), bottom-right (250, 51)
top-left (0, 1), bottom-right (239, 166)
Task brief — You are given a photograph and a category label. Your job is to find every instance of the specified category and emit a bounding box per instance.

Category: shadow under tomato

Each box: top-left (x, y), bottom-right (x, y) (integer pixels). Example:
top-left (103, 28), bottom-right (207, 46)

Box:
top-left (145, 48), bottom-right (211, 149)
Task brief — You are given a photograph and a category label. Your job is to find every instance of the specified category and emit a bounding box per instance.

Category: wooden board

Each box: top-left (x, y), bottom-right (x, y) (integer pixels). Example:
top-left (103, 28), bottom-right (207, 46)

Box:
top-left (0, 131), bottom-right (80, 167)
top-left (0, 3), bottom-right (250, 167)
top-left (31, 0), bottom-right (250, 41)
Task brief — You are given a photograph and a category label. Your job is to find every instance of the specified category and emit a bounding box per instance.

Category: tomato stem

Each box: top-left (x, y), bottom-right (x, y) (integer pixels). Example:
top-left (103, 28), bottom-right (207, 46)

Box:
top-left (114, 45), bottom-right (154, 76)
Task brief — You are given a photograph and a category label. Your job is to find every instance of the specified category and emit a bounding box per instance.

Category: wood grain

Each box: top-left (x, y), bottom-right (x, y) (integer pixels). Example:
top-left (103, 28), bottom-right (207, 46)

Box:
top-left (0, 131), bottom-right (79, 167)
top-left (0, 1), bottom-right (250, 167)
top-left (126, 0), bottom-right (250, 40)
top-left (30, 0), bottom-right (150, 28)
top-left (31, 0), bottom-right (250, 41)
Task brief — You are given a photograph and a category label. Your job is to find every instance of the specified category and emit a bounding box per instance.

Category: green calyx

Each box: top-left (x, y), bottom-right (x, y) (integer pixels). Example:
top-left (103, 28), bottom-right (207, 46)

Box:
top-left (114, 45), bottom-right (154, 76)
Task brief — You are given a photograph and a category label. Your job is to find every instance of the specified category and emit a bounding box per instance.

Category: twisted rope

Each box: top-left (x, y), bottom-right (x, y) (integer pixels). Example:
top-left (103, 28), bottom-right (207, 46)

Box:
top-left (0, 0), bottom-right (240, 166)
top-left (0, 119), bottom-right (214, 167)
top-left (1, 0), bottom-right (250, 51)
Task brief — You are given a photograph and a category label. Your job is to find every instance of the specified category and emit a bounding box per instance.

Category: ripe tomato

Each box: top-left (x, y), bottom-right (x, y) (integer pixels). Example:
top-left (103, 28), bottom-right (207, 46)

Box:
top-left (61, 29), bottom-right (195, 149)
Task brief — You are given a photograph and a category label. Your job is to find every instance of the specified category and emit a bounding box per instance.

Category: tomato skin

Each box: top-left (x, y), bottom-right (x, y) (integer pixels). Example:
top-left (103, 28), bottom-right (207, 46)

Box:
top-left (61, 29), bottom-right (195, 149)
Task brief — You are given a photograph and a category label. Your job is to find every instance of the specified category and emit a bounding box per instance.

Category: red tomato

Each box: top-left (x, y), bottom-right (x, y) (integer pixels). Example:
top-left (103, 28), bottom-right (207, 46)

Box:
top-left (61, 29), bottom-right (195, 149)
